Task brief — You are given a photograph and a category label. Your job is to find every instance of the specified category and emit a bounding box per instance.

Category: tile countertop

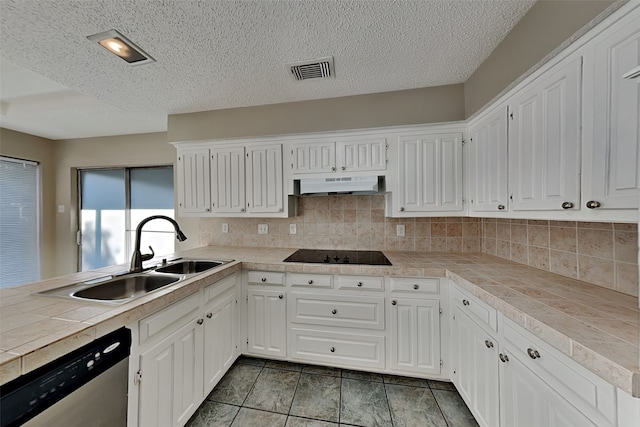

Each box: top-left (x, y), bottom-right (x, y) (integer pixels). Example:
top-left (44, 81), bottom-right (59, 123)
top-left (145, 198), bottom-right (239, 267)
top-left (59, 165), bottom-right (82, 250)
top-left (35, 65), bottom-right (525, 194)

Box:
top-left (0, 246), bottom-right (638, 398)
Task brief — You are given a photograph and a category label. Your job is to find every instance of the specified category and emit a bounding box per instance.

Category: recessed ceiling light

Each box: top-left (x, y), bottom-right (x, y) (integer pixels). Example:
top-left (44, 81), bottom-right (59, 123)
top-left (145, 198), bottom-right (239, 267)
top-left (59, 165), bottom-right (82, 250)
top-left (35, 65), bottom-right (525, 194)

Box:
top-left (87, 29), bottom-right (155, 66)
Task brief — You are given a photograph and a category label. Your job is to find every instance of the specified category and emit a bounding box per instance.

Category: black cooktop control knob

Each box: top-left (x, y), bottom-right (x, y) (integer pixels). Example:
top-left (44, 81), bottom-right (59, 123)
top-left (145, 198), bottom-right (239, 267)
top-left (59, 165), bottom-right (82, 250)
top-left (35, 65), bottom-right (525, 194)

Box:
top-left (334, 256), bottom-right (340, 262)
top-left (343, 256), bottom-right (350, 263)
top-left (323, 255), bottom-right (330, 263)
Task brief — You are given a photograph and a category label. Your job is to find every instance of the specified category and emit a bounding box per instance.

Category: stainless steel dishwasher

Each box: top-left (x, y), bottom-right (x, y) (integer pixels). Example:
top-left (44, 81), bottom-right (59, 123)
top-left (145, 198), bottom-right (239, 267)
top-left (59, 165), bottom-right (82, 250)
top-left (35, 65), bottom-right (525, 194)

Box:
top-left (0, 327), bottom-right (131, 427)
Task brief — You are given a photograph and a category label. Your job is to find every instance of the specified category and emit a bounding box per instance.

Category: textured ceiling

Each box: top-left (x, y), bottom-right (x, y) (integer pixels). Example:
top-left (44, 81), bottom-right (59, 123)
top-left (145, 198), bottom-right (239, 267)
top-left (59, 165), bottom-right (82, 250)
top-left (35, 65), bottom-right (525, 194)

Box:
top-left (0, 0), bottom-right (535, 140)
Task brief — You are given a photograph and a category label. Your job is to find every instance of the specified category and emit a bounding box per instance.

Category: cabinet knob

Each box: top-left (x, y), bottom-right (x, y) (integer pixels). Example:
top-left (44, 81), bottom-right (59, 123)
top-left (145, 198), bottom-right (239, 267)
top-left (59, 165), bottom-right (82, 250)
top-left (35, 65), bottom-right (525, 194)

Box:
top-left (240, 208), bottom-right (245, 212)
top-left (527, 348), bottom-right (541, 360)
top-left (561, 202), bottom-right (574, 209)
top-left (357, 281), bottom-right (363, 287)
top-left (205, 208), bottom-right (210, 212)
top-left (391, 300), bottom-right (397, 305)
top-left (330, 347), bottom-right (335, 353)
top-left (261, 277), bottom-right (267, 282)
top-left (484, 340), bottom-right (494, 349)
top-left (196, 318), bottom-right (204, 325)
top-left (497, 204), bottom-right (505, 210)
top-left (400, 207), bottom-right (405, 212)
top-left (308, 279), bottom-right (313, 285)
top-left (499, 353), bottom-right (509, 363)
top-left (206, 312), bottom-right (213, 319)
top-left (331, 167), bottom-right (336, 172)
top-left (341, 166), bottom-right (346, 171)
top-left (413, 284), bottom-right (419, 290)
top-left (586, 200), bottom-right (601, 209)
top-left (278, 294), bottom-right (283, 299)
top-left (462, 299), bottom-right (470, 306)
top-left (331, 309), bottom-right (337, 315)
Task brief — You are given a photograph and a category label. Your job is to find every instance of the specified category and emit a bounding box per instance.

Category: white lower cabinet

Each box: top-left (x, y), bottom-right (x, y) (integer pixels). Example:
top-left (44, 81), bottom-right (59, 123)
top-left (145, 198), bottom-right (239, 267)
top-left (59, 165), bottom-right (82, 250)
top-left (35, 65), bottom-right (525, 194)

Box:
top-left (451, 306), bottom-right (499, 427)
top-left (247, 289), bottom-right (287, 358)
top-left (135, 273), bottom-right (240, 427)
top-left (388, 297), bottom-right (441, 375)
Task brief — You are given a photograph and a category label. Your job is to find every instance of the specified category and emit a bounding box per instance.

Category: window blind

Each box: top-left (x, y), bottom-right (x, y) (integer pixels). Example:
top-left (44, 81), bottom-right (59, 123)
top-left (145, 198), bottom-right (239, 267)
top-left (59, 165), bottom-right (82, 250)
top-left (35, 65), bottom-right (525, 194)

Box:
top-left (0, 156), bottom-right (40, 288)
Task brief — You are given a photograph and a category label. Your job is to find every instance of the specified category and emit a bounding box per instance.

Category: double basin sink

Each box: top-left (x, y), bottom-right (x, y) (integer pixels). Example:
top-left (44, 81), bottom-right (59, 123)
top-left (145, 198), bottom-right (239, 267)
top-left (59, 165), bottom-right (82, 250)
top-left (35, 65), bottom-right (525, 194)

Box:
top-left (38, 259), bottom-right (232, 304)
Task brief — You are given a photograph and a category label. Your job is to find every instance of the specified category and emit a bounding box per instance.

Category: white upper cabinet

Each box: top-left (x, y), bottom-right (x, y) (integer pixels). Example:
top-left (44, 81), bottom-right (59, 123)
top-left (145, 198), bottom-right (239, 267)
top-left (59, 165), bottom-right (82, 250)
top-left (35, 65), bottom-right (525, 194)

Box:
top-left (211, 146), bottom-right (246, 214)
top-left (582, 9), bottom-right (640, 212)
top-left (396, 132), bottom-right (463, 213)
top-left (508, 56), bottom-right (582, 211)
top-left (336, 137), bottom-right (388, 173)
top-left (246, 144), bottom-right (284, 213)
top-left (177, 148), bottom-right (211, 214)
top-left (468, 106), bottom-right (509, 213)
top-left (292, 141), bottom-right (336, 174)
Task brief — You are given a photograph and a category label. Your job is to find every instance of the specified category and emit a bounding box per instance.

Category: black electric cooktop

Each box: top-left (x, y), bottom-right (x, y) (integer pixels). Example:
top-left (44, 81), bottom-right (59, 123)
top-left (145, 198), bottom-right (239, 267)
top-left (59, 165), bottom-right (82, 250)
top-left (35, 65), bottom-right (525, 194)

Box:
top-left (284, 249), bottom-right (392, 266)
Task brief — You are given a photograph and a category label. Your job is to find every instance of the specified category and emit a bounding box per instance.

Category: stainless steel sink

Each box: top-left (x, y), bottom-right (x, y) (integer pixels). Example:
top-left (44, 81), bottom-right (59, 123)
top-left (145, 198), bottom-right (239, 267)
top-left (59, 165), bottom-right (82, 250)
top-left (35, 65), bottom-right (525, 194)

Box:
top-left (72, 274), bottom-right (180, 301)
top-left (154, 260), bottom-right (224, 274)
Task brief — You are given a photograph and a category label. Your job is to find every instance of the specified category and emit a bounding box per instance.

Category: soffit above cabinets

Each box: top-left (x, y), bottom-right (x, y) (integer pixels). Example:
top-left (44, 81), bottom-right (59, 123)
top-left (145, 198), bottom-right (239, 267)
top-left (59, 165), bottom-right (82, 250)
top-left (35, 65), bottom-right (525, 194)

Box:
top-left (0, 0), bottom-right (534, 140)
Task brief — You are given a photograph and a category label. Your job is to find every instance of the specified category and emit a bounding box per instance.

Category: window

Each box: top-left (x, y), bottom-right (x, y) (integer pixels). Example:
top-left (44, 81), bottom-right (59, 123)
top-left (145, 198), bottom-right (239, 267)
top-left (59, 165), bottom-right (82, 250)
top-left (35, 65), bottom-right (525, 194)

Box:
top-left (0, 156), bottom-right (40, 288)
top-left (79, 166), bottom-right (174, 271)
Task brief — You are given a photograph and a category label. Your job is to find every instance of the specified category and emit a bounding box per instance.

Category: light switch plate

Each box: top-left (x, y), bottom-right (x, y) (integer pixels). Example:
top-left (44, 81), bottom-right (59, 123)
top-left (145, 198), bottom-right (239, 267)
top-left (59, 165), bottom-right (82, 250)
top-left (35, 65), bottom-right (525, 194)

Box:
top-left (258, 224), bottom-right (268, 234)
top-left (289, 224), bottom-right (297, 234)
top-left (58, 205), bottom-right (65, 213)
top-left (222, 223), bottom-right (229, 233)
top-left (396, 224), bottom-right (405, 237)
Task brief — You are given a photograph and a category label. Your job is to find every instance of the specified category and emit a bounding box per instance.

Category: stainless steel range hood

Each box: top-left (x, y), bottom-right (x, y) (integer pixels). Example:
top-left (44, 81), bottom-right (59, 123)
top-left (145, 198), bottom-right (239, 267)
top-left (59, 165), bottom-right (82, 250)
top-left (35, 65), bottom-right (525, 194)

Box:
top-left (296, 175), bottom-right (385, 196)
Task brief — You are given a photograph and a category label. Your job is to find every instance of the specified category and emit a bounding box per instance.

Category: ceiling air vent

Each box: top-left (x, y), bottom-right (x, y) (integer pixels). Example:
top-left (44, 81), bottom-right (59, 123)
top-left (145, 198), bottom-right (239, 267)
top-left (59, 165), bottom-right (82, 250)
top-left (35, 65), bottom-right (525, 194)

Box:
top-left (286, 57), bottom-right (334, 81)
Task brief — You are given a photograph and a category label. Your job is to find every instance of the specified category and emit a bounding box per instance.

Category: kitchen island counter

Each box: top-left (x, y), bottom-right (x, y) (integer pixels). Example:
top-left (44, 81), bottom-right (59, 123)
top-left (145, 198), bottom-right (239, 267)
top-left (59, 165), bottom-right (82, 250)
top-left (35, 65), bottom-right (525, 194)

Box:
top-left (1, 245), bottom-right (638, 397)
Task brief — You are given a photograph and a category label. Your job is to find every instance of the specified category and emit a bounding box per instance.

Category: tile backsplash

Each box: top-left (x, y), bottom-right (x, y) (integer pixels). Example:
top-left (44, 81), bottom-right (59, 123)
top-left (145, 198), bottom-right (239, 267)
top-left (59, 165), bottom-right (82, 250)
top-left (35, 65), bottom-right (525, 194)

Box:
top-left (482, 219), bottom-right (638, 296)
top-left (197, 195), bottom-right (638, 297)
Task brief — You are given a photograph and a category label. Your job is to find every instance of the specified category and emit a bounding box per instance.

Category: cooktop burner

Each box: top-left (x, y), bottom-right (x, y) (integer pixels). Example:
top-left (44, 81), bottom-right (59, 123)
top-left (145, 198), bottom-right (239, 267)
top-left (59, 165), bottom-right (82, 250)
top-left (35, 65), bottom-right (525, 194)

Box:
top-left (283, 249), bottom-right (392, 266)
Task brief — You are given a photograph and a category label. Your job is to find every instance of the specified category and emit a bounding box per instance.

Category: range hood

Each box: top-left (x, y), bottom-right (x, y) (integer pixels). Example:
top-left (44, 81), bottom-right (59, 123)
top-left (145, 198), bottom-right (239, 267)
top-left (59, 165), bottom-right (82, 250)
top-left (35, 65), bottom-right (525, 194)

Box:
top-left (297, 175), bottom-right (385, 196)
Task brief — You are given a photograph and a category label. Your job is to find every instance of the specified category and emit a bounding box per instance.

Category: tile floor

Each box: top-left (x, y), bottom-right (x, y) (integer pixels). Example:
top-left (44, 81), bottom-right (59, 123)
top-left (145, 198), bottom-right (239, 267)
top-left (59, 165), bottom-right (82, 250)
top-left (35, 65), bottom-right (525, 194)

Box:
top-left (186, 356), bottom-right (479, 427)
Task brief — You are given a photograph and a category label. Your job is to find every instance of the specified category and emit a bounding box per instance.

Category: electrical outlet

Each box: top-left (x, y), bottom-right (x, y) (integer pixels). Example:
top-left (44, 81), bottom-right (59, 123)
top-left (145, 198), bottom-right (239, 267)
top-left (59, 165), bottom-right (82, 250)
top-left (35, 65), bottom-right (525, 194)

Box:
top-left (258, 224), bottom-right (268, 235)
top-left (396, 224), bottom-right (405, 237)
top-left (222, 223), bottom-right (229, 233)
top-left (289, 224), bottom-right (297, 234)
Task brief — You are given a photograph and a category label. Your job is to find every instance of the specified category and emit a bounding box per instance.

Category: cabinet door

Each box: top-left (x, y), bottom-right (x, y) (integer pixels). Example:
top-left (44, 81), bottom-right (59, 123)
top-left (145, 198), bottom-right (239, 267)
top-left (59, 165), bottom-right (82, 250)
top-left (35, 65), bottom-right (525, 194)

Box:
top-left (292, 142), bottom-right (335, 174)
top-left (211, 147), bottom-right (245, 214)
top-left (138, 315), bottom-right (204, 427)
top-left (247, 289), bottom-right (287, 357)
top-left (468, 107), bottom-right (509, 213)
top-left (388, 297), bottom-right (440, 374)
top-left (451, 307), bottom-right (499, 427)
top-left (203, 287), bottom-right (237, 394)
top-left (337, 137), bottom-right (387, 172)
top-left (584, 11), bottom-right (640, 210)
top-left (500, 349), bottom-right (597, 427)
top-left (397, 133), bottom-right (463, 212)
top-left (246, 144), bottom-right (284, 213)
top-left (177, 149), bottom-right (211, 214)
top-left (508, 57), bottom-right (581, 211)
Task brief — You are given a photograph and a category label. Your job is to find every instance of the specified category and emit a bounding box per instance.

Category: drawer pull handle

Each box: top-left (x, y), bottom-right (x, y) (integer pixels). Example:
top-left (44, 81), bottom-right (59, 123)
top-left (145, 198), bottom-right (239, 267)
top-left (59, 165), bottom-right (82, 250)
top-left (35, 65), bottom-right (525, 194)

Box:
top-left (261, 277), bottom-right (267, 282)
top-left (357, 281), bottom-right (363, 287)
top-left (196, 319), bottom-right (204, 325)
top-left (413, 284), bottom-right (419, 290)
top-left (499, 353), bottom-right (509, 363)
top-left (330, 347), bottom-right (335, 353)
top-left (278, 294), bottom-right (283, 299)
top-left (462, 299), bottom-right (470, 306)
top-left (206, 313), bottom-right (213, 319)
top-left (331, 309), bottom-right (337, 315)
top-left (308, 280), bottom-right (313, 285)
top-left (527, 348), bottom-right (541, 360)
top-left (484, 340), bottom-right (493, 349)
top-left (391, 300), bottom-right (397, 305)
top-left (497, 204), bottom-right (505, 210)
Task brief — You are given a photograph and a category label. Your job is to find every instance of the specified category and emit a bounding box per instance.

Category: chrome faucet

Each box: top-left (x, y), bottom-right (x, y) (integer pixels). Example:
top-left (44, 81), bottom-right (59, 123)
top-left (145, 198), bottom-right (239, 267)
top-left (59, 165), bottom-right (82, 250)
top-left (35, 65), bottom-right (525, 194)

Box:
top-left (130, 215), bottom-right (187, 273)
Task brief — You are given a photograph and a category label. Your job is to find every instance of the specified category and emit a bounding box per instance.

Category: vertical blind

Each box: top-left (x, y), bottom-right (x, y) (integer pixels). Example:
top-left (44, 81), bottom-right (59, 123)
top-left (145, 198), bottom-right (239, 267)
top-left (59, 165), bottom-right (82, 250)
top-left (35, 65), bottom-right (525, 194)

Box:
top-left (0, 156), bottom-right (40, 288)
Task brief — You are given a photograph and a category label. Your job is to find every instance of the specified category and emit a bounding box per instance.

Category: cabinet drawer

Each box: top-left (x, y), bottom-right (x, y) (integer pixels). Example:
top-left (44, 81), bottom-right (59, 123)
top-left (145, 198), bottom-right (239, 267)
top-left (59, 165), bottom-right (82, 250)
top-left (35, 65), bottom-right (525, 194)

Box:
top-left (204, 273), bottom-right (237, 304)
top-left (288, 273), bottom-right (333, 289)
top-left (139, 292), bottom-right (201, 345)
top-left (289, 293), bottom-right (384, 330)
top-left (451, 285), bottom-right (497, 332)
top-left (503, 317), bottom-right (616, 425)
top-left (290, 328), bottom-right (385, 369)
top-left (389, 277), bottom-right (440, 295)
top-left (248, 271), bottom-right (285, 286)
top-left (337, 275), bottom-right (384, 291)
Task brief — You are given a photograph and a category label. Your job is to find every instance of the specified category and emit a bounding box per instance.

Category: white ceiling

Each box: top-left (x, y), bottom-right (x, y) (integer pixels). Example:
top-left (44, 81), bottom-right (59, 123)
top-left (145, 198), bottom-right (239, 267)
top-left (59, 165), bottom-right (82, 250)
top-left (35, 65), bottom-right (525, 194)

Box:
top-left (0, 0), bottom-right (535, 140)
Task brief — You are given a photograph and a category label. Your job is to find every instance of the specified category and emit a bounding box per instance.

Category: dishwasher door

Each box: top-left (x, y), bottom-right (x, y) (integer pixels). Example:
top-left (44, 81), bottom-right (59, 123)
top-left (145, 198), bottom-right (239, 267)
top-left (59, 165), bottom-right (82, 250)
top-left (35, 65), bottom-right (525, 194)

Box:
top-left (1, 327), bottom-right (131, 427)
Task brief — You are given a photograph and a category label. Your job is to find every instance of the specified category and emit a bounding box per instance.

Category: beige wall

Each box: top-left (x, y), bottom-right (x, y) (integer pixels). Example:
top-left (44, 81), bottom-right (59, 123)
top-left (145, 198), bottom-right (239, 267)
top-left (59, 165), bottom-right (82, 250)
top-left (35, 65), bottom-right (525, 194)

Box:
top-left (464, 0), bottom-right (615, 117)
top-left (168, 85), bottom-right (464, 142)
top-left (0, 128), bottom-right (57, 279)
top-left (53, 132), bottom-right (200, 276)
